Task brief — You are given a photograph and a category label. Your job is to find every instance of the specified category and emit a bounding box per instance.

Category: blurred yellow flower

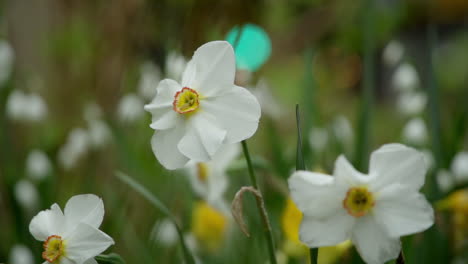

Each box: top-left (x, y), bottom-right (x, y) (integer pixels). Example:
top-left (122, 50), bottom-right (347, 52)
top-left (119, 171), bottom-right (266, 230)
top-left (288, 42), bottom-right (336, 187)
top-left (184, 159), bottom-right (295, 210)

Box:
top-left (192, 201), bottom-right (228, 252)
top-left (437, 189), bottom-right (468, 247)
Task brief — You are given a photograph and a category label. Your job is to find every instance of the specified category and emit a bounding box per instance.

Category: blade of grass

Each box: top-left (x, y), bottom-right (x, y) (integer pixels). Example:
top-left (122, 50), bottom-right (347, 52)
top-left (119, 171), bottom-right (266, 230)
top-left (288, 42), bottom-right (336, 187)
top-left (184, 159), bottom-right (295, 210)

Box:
top-left (115, 171), bottom-right (195, 264)
top-left (296, 104), bottom-right (318, 264)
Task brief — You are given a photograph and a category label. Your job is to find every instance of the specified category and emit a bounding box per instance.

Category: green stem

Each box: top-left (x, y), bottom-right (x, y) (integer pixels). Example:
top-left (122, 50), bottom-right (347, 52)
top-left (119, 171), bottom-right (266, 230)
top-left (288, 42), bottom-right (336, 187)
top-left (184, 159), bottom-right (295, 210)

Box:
top-left (241, 140), bottom-right (277, 264)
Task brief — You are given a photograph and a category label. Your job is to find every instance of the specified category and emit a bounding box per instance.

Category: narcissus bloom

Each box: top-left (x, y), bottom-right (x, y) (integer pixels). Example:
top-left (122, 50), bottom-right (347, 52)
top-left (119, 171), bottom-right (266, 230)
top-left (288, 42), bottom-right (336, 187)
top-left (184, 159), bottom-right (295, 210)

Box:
top-left (29, 194), bottom-right (114, 264)
top-left (145, 41), bottom-right (261, 170)
top-left (288, 144), bottom-right (434, 264)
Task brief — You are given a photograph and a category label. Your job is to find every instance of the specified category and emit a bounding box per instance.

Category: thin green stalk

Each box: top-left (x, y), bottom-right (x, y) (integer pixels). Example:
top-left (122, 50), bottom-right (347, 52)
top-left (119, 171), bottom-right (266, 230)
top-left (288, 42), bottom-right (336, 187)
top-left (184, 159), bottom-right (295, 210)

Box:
top-left (241, 140), bottom-right (277, 264)
top-left (115, 172), bottom-right (195, 264)
top-left (296, 105), bottom-right (318, 264)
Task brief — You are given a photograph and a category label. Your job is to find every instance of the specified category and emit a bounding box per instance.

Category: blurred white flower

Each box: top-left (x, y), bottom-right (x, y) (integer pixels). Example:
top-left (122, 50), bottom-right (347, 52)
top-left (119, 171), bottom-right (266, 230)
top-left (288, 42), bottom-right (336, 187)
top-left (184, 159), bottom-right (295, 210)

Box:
top-left (9, 244), bottom-right (34, 264)
top-left (309, 127), bottom-right (329, 153)
top-left (0, 40), bottom-right (14, 86)
top-left (138, 61), bottom-right (161, 101)
top-left (288, 144), bottom-right (434, 264)
top-left (392, 63), bottom-right (419, 92)
top-left (87, 119), bottom-right (111, 149)
top-left (14, 179), bottom-right (39, 210)
top-left (451, 151), bottom-right (468, 183)
top-left (166, 51), bottom-right (187, 81)
top-left (145, 41), bottom-right (261, 170)
top-left (382, 40), bottom-right (404, 67)
top-left (6, 90), bottom-right (48, 122)
top-left (29, 194), bottom-right (114, 264)
top-left (397, 91), bottom-right (427, 116)
top-left (402, 117), bottom-right (428, 145)
top-left (421, 149), bottom-right (435, 171)
top-left (151, 218), bottom-right (178, 247)
top-left (26, 149), bottom-right (52, 180)
top-left (331, 115), bottom-right (353, 146)
top-left (250, 78), bottom-right (282, 119)
top-left (117, 93), bottom-right (145, 123)
top-left (58, 128), bottom-right (90, 169)
top-left (436, 169), bottom-right (454, 193)
top-left (185, 143), bottom-right (240, 213)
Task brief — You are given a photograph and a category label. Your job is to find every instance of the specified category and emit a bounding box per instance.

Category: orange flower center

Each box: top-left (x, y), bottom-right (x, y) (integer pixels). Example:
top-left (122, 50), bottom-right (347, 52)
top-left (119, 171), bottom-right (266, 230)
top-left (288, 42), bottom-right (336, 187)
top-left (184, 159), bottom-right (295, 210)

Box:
top-left (343, 186), bottom-right (375, 217)
top-left (43, 235), bottom-right (66, 263)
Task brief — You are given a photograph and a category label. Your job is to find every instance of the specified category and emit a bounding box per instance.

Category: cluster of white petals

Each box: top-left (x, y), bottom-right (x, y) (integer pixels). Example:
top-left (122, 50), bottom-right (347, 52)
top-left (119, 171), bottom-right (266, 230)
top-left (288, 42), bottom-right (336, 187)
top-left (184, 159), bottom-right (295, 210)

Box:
top-left (288, 144), bottom-right (434, 264)
top-left (145, 41), bottom-right (261, 170)
top-left (6, 90), bottom-right (48, 122)
top-left (29, 194), bottom-right (114, 264)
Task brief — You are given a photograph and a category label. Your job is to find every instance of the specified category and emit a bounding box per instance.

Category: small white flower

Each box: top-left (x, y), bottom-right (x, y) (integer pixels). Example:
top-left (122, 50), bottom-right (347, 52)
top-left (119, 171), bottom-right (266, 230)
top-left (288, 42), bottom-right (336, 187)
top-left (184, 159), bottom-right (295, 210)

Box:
top-left (331, 115), bottom-right (353, 147)
top-left (392, 63), bottom-right (419, 92)
top-left (58, 128), bottom-right (90, 169)
top-left (185, 143), bottom-right (240, 212)
top-left (436, 169), bottom-right (454, 192)
top-left (9, 244), bottom-right (34, 264)
top-left (288, 144), bottom-right (434, 264)
top-left (166, 51), bottom-right (187, 81)
top-left (250, 78), bottom-right (282, 119)
top-left (117, 93), bottom-right (145, 123)
top-left (382, 40), bottom-right (404, 67)
top-left (87, 119), bottom-right (111, 149)
top-left (402, 117), bottom-right (428, 145)
top-left (151, 218), bottom-right (178, 247)
top-left (138, 61), bottom-right (161, 101)
top-left (397, 91), bottom-right (427, 116)
top-left (29, 194), bottom-right (114, 264)
top-left (451, 151), bottom-right (468, 183)
top-left (26, 149), bottom-right (52, 181)
top-left (15, 179), bottom-right (39, 210)
top-left (6, 90), bottom-right (47, 122)
top-left (308, 127), bottom-right (329, 153)
top-left (145, 41), bottom-right (261, 170)
top-left (0, 40), bottom-right (14, 86)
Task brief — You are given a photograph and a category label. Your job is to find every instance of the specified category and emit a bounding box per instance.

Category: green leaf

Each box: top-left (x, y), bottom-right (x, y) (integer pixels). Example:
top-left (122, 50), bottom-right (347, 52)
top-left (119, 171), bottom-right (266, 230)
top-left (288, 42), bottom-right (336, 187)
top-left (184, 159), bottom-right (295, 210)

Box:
top-left (95, 253), bottom-right (126, 264)
top-left (115, 171), bottom-right (196, 264)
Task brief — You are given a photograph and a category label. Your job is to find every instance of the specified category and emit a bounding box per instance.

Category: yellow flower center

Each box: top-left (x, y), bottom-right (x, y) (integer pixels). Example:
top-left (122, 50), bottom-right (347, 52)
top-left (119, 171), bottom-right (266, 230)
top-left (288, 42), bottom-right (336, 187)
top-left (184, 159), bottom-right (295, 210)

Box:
top-left (196, 163), bottom-right (209, 182)
top-left (192, 201), bottom-right (228, 252)
top-left (173, 87), bottom-right (200, 114)
top-left (43, 235), bottom-right (66, 263)
top-left (343, 186), bottom-right (375, 217)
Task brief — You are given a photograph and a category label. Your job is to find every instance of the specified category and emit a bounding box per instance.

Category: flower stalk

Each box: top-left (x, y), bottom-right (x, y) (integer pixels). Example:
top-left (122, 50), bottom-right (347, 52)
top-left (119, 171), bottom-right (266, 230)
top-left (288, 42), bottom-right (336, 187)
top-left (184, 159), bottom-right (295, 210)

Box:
top-left (241, 140), bottom-right (277, 264)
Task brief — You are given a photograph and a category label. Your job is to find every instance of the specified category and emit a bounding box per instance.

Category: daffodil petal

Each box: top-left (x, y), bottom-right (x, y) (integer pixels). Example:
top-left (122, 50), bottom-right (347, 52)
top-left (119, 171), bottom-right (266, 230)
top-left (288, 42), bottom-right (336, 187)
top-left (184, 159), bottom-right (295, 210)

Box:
top-left (65, 223), bottom-right (114, 264)
top-left (300, 211), bottom-right (355, 248)
top-left (369, 143), bottom-right (426, 191)
top-left (149, 110), bottom-right (181, 130)
top-left (202, 85), bottom-right (260, 144)
top-left (334, 155), bottom-right (370, 187)
top-left (182, 41), bottom-right (235, 96)
top-left (352, 216), bottom-right (401, 264)
top-left (288, 171), bottom-right (342, 219)
top-left (29, 203), bottom-right (65, 241)
top-left (178, 112), bottom-right (227, 162)
top-left (83, 258), bottom-right (99, 264)
top-left (64, 194), bottom-right (104, 231)
top-left (145, 79), bottom-right (181, 109)
top-left (374, 184), bottom-right (434, 237)
top-left (211, 143), bottom-right (240, 170)
top-left (151, 125), bottom-right (189, 170)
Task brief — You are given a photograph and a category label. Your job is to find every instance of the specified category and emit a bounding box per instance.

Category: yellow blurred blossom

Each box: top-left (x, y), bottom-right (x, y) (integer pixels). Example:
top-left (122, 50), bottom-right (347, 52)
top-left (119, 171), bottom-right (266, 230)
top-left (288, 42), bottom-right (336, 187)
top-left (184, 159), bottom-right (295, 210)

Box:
top-left (191, 201), bottom-right (228, 252)
top-left (437, 189), bottom-right (468, 247)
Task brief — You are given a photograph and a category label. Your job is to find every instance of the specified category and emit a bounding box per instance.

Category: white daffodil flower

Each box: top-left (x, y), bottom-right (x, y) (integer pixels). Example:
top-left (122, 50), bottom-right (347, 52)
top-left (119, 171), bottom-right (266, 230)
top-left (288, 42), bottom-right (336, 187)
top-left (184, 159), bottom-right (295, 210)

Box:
top-left (58, 128), bottom-right (90, 169)
top-left (288, 143), bottom-right (434, 264)
top-left (145, 41), bottom-right (261, 170)
top-left (451, 151), bottom-right (468, 183)
top-left (396, 91), bottom-right (427, 116)
top-left (29, 194), bottom-right (114, 264)
top-left (382, 40), bottom-right (404, 67)
top-left (15, 179), bottom-right (39, 211)
top-left (6, 90), bottom-right (48, 122)
top-left (26, 149), bottom-right (52, 181)
top-left (9, 244), bottom-right (34, 264)
top-left (165, 51), bottom-right (187, 81)
top-left (138, 61), bottom-right (161, 101)
top-left (185, 143), bottom-right (240, 213)
top-left (392, 63), bottom-right (419, 92)
top-left (402, 117), bottom-right (428, 145)
top-left (117, 93), bottom-right (145, 123)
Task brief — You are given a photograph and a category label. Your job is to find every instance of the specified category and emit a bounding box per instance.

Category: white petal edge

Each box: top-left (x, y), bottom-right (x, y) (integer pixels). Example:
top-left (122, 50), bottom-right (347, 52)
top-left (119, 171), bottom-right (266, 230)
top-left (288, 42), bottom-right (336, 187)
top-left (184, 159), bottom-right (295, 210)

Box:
top-left (373, 184), bottom-right (434, 238)
top-left (333, 155), bottom-right (370, 188)
top-left (288, 171), bottom-right (343, 219)
top-left (178, 112), bottom-right (226, 162)
top-left (29, 203), bottom-right (65, 241)
top-left (351, 216), bottom-right (401, 264)
top-left (182, 41), bottom-right (235, 97)
top-left (369, 143), bottom-right (427, 191)
top-left (65, 223), bottom-right (114, 264)
top-left (64, 194), bottom-right (104, 231)
top-left (299, 211), bottom-right (355, 248)
top-left (202, 85), bottom-right (261, 144)
top-left (151, 125), bottom-right (189, 170)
